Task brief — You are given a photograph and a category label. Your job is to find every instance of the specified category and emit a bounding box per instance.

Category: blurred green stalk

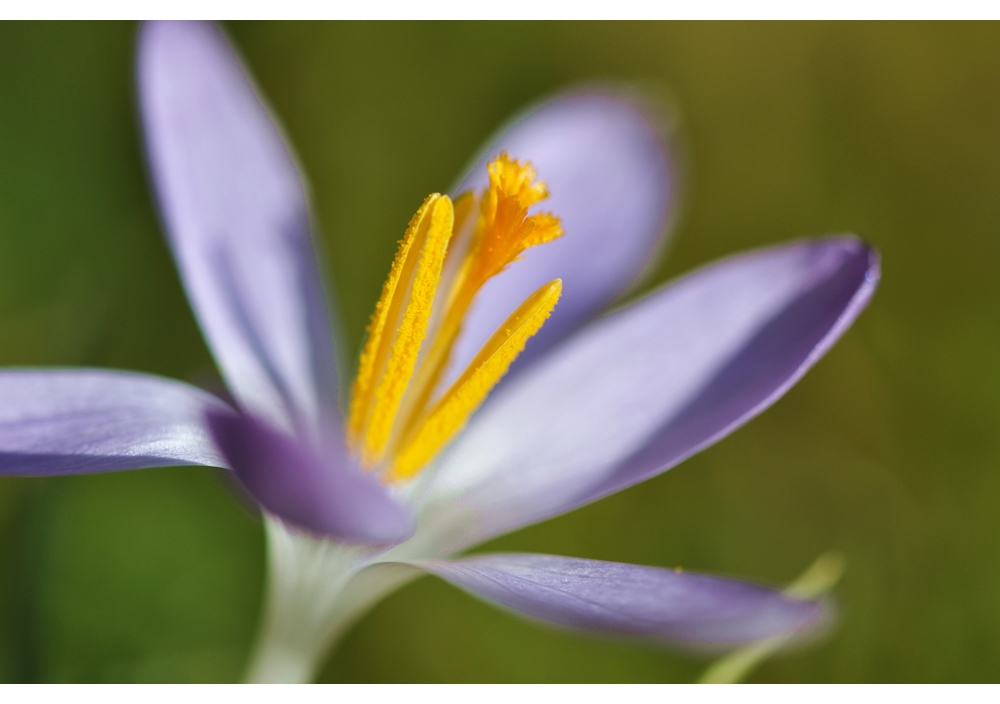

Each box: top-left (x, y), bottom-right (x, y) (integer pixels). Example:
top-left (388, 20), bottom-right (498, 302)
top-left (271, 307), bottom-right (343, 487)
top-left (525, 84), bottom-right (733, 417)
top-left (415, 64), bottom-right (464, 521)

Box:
top-left (698, 551), bottom-right (846, 684)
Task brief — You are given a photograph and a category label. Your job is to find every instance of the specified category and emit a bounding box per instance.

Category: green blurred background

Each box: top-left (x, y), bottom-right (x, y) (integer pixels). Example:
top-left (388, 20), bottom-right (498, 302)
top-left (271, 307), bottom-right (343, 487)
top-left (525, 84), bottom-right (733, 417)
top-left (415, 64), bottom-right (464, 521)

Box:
top-left (0, 21), bottom-right (997, 682)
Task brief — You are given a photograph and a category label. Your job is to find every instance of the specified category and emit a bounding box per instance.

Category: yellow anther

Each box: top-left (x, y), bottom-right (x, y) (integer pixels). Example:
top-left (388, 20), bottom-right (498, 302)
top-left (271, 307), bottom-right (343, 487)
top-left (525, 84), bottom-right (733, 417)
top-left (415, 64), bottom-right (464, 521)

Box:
top-left (392, 155), bottom-right (564, 443)
top-left (389, 279), bottom-right (562, 480)
top-left (347, 153), bottom-right (564, 481)
top-left (347, 194), bottom-right (454, 462)
top-left (347, 195), bottom-right (435, 448)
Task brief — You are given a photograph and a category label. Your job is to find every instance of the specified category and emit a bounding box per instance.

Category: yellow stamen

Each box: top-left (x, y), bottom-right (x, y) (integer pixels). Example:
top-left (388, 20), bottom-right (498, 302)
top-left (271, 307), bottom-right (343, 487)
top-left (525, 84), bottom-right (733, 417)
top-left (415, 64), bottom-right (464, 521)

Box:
top-left (363, 196), bottom-right (454, 463)
top-left (346, 153), bottom-right (564, 481)
top-left (347, 194), bottom-right (453, 461)
top-left (394, 154), bottom-right (564, 439)
top-left (389, 279), bottom-right (562, 480)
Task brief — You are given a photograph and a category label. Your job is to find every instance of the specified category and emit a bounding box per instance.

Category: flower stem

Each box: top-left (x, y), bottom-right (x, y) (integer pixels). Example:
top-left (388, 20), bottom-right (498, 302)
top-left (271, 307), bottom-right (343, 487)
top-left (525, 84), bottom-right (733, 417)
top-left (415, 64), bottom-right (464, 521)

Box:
top-left (242, 517), bottom-right (420, 683)
top-left (242, 518), bottom-right (359, 683)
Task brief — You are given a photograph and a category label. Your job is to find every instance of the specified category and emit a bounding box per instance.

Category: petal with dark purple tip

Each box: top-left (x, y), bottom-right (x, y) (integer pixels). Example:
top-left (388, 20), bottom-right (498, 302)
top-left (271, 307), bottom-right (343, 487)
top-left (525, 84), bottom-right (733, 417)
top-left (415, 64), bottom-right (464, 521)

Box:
top-left (444, 91), bottom-right (675, 386)
top-left (137, 21), bottom-right (339, 434)
top-left (413, 553), bottom-right (821, 643)
top-left (0, 369), bottom-right (229, 475)
top-left (420, 237), bottom-right (879, 550)
top-left (206, 410), bottom-right (414, 545)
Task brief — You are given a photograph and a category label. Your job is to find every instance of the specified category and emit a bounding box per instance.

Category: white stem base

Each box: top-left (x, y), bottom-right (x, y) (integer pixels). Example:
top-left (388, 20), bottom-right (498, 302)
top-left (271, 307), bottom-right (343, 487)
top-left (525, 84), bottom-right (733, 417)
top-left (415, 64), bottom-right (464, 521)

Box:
top-left (243, 517), bottom-right (419, 683)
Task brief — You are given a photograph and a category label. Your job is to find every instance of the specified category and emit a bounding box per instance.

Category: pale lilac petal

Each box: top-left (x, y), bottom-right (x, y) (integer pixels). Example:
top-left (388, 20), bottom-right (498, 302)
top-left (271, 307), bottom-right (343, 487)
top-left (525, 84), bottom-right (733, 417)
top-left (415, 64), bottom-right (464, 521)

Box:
top-left (420, 237), bottom-right (878, 551)
top-left (414, 553), bottom-right (821, 643)
top-left (138, 21), bottom-right (338, 435)
top-left (0, 369), bottom-right (229, 475)
top-left (444, 91), bottom-right (674, 387)
top-left (207, 410), bottom-right (414, 544)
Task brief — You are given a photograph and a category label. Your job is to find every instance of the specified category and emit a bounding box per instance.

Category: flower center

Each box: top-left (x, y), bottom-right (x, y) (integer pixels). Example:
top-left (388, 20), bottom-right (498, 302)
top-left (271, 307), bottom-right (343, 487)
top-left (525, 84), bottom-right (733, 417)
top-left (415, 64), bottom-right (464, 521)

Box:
top-left (346, 153), bottom-right (564, 481)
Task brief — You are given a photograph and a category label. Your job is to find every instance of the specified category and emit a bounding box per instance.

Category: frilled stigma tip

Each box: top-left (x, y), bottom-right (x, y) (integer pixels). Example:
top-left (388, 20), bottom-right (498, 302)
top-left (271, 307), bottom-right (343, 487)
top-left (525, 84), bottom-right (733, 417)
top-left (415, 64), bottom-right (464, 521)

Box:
top-left (347, 154), bottom-right (564, 482)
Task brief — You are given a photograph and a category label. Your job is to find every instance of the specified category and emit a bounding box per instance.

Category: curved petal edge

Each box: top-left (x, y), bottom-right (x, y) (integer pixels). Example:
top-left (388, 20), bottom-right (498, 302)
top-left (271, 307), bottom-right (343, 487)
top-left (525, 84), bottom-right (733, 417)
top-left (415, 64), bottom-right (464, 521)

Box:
top-left (137, 20), bottom-right (339, 435)
top-left (0, 369), bottom-right (230, 475)
top-left (583, 236), bottom-right (880, 504)
top-left (410, 553), bottom-right (822, 644)
top-left (207, 410), bottom-right (414, 545)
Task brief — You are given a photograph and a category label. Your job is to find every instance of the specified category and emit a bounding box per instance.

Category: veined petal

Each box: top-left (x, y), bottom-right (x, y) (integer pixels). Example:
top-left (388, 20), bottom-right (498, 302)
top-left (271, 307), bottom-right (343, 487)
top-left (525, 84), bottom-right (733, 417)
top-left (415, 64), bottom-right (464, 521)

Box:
top-left (419, 237), bottom-right (879, 552)
top-left (207, 410), bottom-right (414, 545)
top-left (138, 21), bottom-right (339, 435)
top-left (410, 554), bottom-right (821, 644)
top-left (0, 369), bottom-right (228, 475)
top-left (444, 91), bottom-right (675, 388)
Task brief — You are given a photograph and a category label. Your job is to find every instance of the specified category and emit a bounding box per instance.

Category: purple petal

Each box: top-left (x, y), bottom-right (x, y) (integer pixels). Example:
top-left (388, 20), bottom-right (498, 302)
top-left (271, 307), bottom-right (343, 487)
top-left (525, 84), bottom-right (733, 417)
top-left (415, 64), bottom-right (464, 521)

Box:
top-left (0, 369), bottom-right (229, 475)
top-left (422, 237), bottom-right (879, 549)
top-left (444, 91), bottom-right (674, 387)
top-left (415, 553), bottom-right (821, 643)
top-left (206, 410), bottom-right (414, 545)
top-left (137, 21), bottom-right (338, 435)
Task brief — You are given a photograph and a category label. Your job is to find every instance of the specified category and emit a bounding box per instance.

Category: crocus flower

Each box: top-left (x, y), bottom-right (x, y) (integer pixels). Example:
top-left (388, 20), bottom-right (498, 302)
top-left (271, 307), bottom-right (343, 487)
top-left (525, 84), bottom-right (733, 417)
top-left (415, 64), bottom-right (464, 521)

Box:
top-left (0, 21), bottom-right (880, 683)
